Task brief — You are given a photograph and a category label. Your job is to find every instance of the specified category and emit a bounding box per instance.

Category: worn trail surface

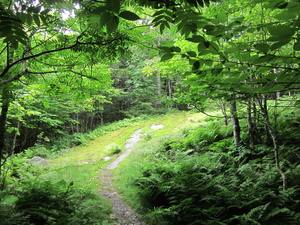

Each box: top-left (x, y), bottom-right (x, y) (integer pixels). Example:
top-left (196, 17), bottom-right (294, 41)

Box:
top-left (99, 128), bottom-right (145, 225)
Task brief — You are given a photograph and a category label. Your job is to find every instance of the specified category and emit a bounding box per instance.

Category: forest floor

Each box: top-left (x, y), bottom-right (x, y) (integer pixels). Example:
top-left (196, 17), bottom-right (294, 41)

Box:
top-left (47, 112), bottom-right (209, 224)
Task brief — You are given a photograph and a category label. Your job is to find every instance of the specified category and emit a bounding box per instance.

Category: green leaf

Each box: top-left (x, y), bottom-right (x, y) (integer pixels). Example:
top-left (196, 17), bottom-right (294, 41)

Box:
top-left (119, 11), bottom-right (140, 21)
top-left (205, 60), bottom-right (213, 66)
top-left (92, 6), bottom-right (107, 15)
top-left (159, 46), bottom-right (172, 53)
top-left (253, 54), bottom-right (275, 64)
top-left (14, 28), bottom-right (27, 42)
top-left (197, 43), bottom-right (207, 52)
top-left (209, 41), bottom-right (219, 51)
top-left (254, 43), bottom-right (270, 53)
top-left (225, 47), bottom-right (240, 54)
top-left (211, 67), bottom-right (223, 76)
top-left (17, 12), bottom-right (26, 23)
top-left (161, 53), bottom-right (174, 62)
top-left (152, 10), bottom-right (165, 17)
top-left (26, 14), bottom-right (32, 26)
top-left (100, 11), bottom-right (111, 27)
top-left (204, 41), bottom-right (210, 48)
top-left (187, 51), bottom-right (197, 57)
top-left (170, 46), bottom-right (181, 52)
top-left (40, 15), bottom-right (47, 25)
top-left (186, 35), bottom-right (205, 43)
top-left (270, 39), bottom-right (291, 51)
top-left (265, 1), bottom-right (288, 9)
top-left (274, 11), bottom-right (296, 20)
top-left (106, 14), bottom-right (119, 34)
top-left (33, 14), bottom-right (40, 26)
top-left (294, 41), bottom-right (300, 51)
top-left (264, 207), bottom-right (291, 221)
top-left (159, 23), bottom-right (165, 34)
top-left (267, 25), bottom-right (295, 38)
top-left (10, 39), bottom-right (19, 49)
top-left (192, 60), bottom-right (201, 70)
top-left (106, 0), bottom-right (120, 14)
top-left (252, 78), bottom-right (269, 83)
top-left (217, 12), bottom-right (227, 23)
top-left (152, 15), bottom-right (164, 24)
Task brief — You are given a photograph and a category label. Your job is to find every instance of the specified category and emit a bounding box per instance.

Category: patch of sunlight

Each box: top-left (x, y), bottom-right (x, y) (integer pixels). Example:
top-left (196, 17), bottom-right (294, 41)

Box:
top-left (48, 111), bottom-right (207, 168)
top-left (48, 127), bottom-right (133, 167)
top-left (44, 111), bottom-right (208, 191)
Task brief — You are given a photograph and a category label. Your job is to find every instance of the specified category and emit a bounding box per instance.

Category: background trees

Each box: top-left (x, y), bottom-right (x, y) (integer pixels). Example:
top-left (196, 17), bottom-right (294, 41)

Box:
top-left (0, 0), bottom-right (300, 224)
top-left (141, 0), bottom-right (300, 191)
top-left (0, 0), bottom-right (139, 165)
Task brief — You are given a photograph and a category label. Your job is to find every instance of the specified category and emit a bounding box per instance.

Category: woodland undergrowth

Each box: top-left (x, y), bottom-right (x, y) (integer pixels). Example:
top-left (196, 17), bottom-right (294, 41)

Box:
top-left (116, 111), bottom-right (300, 225)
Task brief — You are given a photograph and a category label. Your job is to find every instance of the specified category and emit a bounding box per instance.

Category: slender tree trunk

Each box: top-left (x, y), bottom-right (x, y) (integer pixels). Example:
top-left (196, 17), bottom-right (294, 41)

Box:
top-left (262, 97), bottom-right (272, 145)
top-left (167, 78), bottom-right (172, 98)
top-left (167, 77), bottom-right (173, 108)
top-left (229, 96), bottom-right (241, 147)
top-left (90, 113), bottom-right (94, 130)
top-left (257, 97), bottom-right (287, 191)
top-left (247, 100), bottom-right (255, 148)
top-left (0, 85), bottom-right (10, 177)
top-left (76, 113), bottom-right (79, 133)
top-left (218, 98), bottom-right (228, 126)
top-left (10, 121), bottom-right (20, 155)
top-left (100, 112), bottom-right (104, 125)
top-left (156, 75), bottom-right (162, 108)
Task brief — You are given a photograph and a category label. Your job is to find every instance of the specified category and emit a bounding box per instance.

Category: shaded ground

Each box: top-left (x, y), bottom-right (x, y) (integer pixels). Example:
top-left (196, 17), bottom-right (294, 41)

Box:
top-left (99, 128), bottom-right (145, 225)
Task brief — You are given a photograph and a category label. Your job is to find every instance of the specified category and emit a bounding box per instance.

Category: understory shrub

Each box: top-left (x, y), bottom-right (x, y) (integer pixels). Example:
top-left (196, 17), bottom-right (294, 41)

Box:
top-left (0, 178), bottom-right (111, 225)
top-left (182, 120), bottom-right (233, 152)
top-left (135, 154), bottom-right (300, 225)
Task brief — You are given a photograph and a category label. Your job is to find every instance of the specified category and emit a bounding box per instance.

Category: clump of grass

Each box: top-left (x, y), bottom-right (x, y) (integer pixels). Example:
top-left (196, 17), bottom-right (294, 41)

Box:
top-left (143, 133), bottom-right (152, 141)
top-left (106, 144), bottom-right (122, 155)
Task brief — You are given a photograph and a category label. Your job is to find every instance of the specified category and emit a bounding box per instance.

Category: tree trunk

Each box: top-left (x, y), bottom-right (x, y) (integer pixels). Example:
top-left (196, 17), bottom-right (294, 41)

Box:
top-left (156, 75), bottom-right (162, 108)
top-left (0, 85), bottom-right (10, 175)
top-left (167, 78), bottom-right (172, 98)
top-left (218, 98), bottom-right (228, 126)
top-left (229, 96), bottom-right (241, 147)
top-left (247, 100), bottom-right (255, 148)
top-left (10, 121), bottom-right (20, 155)
top-left (257, 97), bottom-right (287, 191)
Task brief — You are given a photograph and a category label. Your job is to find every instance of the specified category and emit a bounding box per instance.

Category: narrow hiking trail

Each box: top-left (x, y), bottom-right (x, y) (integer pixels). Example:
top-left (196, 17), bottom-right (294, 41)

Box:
top-left (99, 128), bottom-right (147, 225)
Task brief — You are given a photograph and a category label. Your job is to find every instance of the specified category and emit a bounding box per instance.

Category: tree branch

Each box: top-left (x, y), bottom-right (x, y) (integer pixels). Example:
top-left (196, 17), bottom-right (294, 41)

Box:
top-left (70, 70), bottom-right (100, 81)
top-left (0, 70), bottom-right (28, 86)
top-left (0, 35), bottom-right (122, 79)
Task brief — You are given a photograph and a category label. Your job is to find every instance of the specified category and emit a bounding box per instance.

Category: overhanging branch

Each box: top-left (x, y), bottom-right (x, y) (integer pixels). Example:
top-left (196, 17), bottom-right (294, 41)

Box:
top-left (0, 35), bottom-right (122, 79)
top-left (0, 70), bottom-right (28, 86)
top-left (70, 70), bottom-right (100, 81)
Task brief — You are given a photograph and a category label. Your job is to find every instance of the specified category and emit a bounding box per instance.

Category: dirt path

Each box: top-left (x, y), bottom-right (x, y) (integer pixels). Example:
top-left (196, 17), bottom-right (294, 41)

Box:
top-left (99, 128), bottom-right (145, 225)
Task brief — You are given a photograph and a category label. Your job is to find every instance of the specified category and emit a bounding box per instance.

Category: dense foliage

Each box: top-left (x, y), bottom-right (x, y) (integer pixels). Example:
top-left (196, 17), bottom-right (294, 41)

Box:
top-left (0, 155), bottom-right (112, 225)
top-left (132, 107), bottom-right (300, 224)
top-left (1, 178), bottom-right (111, 225)
top-left (1, 0), bottom-right (300, 224)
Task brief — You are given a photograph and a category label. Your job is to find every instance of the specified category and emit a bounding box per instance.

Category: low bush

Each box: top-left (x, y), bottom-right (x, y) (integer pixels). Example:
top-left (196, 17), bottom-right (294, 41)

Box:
top-left (0, 178), bottom-right (111, 225)
top-left (106, 143), bottom-right (122, 154)
top-left (134, 153), bottom-right (300, 225)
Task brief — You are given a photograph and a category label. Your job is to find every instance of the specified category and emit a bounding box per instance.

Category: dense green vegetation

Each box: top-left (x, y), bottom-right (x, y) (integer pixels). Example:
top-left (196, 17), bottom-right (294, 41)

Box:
top-left (115, 103), bottom-right (300, 224)
top-left (1, 0), bottom-right (300, 224)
